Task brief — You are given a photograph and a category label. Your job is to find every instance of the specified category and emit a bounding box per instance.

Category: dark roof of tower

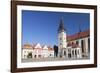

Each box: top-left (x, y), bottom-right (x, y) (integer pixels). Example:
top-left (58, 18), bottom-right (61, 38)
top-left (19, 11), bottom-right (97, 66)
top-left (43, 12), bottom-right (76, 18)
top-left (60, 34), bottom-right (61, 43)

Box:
top-left (58, 18), bottom-right (66, 32)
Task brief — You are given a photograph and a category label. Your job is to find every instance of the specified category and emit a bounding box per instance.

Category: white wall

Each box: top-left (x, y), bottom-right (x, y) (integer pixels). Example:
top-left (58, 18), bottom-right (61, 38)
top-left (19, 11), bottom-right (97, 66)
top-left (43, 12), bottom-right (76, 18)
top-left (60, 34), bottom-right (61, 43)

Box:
top-left (0, 0), bottom-right (99, 73)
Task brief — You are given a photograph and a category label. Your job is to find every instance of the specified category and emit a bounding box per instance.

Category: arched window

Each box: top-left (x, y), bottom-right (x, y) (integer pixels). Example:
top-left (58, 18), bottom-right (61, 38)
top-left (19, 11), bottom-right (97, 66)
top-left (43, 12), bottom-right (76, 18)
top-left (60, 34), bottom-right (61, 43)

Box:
top-left (50, 54), bottom-right (52, 56)
top-left (27, 52), bottom-right (32, 58)
top-left (75, 50), bottom-right (77, 55)
top-left (34, 55), bottom-right (36, 58)
top-left (38, 55), bottom-right (41, 58)
top-left (76, 41), bottom-right (79, 45)
top-left (81, 40), bottom-right (85, 53)
top-left (64, 51), bottom-right (66, 56)
top-left (72, 50), bottom-right (74, 55)
top-left (88, 38), bottom-right (90, 53)
top-left (68, 53), bottom-right (71, 58)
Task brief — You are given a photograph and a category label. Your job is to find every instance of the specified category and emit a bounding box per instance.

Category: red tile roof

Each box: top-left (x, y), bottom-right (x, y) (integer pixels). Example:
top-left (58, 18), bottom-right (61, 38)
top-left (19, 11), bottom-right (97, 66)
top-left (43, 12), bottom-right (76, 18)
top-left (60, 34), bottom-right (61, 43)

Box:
top-left (67, 30), bottom-right (90, 41)
top-left (22, 43), bottom-right (33, 49)
top-left (22, 43), bottom-right (54, 51)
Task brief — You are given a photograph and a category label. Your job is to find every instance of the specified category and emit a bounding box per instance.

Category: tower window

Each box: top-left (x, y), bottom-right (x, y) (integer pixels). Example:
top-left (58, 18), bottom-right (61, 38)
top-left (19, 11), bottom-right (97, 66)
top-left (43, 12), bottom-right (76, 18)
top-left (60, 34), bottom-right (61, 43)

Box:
top-left (60, 43), bottom-right (62, 45)
top-left (60, 38), bottom-right (62, 40)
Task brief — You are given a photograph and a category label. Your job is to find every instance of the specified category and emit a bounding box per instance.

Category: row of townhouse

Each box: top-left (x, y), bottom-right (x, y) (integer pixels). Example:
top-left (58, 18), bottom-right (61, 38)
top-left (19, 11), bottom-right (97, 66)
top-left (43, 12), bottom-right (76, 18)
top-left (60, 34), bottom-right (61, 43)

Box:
top-left (22, 43), bottom-right (54, 59)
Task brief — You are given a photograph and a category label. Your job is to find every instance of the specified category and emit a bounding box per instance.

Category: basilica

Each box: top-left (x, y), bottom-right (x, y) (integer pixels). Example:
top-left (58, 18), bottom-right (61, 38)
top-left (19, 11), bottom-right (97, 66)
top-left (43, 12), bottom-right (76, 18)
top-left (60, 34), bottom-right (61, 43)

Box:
top-left (22, 18), bottom-right (90, 60)
top-left (57, 18), bottom-right (90, 59)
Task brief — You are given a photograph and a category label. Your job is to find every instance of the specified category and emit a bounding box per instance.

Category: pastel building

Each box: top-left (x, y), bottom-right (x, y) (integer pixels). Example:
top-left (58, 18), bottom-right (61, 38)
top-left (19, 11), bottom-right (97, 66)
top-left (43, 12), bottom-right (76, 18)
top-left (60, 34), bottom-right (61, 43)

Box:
top-left (22, 43), bottom-right (54, 59)
top-left (22, 44), bottom-right (33, 59)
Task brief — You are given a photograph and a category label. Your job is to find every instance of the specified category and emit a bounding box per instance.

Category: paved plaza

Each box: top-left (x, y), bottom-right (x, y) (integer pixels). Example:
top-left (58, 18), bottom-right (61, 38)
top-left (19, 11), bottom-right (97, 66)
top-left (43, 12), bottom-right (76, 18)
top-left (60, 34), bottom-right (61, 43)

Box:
top-left (22, 57), bottom-right (89, 62)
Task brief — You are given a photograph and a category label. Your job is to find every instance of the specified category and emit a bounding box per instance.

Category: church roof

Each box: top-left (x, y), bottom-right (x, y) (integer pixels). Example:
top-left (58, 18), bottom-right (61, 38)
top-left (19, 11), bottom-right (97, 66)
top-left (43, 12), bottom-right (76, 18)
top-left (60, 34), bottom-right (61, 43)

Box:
top-left (22, 43), bottom-right (33, 49)
top-left (67, 30), bottom-right (90, 41)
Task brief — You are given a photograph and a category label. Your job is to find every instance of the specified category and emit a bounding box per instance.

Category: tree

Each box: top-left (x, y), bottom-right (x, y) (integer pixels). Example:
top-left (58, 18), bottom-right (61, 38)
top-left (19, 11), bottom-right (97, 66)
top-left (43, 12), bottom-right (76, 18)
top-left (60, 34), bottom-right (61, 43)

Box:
top-left (54, 45), bottom-right (58, 57)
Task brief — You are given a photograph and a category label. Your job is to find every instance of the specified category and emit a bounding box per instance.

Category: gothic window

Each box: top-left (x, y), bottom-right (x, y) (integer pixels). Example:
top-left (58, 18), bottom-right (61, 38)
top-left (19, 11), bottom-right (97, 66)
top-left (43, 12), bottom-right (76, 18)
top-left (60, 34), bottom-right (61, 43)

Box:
top-left (75, 50), bottom-right (77, 55)
top-left (76, 41), bottom-right (79, 45)
top-left (81, 40), bottom-right (85, 54)
top-left (64, 51), bottom-right (66, 56)
top-left (68, 53), bottom-right (71, 58)
top-left (72, 50), bottom-right (74, 55)
top-left (88, 38), bottom-right (90, 53)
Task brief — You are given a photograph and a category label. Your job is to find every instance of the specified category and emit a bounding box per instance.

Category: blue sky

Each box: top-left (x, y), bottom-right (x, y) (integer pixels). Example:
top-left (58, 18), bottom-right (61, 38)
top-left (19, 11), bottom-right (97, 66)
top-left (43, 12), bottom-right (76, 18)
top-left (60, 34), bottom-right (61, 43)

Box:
top-left (22, 10), bottom-right (90, 46)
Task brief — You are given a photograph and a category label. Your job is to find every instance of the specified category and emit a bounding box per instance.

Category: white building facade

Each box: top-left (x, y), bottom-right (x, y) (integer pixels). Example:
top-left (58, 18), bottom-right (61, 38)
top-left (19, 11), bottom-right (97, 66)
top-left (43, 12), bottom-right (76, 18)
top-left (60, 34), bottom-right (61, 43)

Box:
top-left (22, 44), bottom-right (33, 59)
top-left (22, 43), bottom-right (54, 59)
top-left (57, 18), bottom-right (90, 59)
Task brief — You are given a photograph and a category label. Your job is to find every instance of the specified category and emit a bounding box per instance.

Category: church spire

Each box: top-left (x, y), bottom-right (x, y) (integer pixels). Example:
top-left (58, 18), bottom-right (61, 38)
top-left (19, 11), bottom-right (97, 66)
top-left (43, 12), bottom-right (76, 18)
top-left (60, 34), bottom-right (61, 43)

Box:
top-left (58, 17), bottom-right (67, 57)
top-left (58, 17), bottom-right (66, 32)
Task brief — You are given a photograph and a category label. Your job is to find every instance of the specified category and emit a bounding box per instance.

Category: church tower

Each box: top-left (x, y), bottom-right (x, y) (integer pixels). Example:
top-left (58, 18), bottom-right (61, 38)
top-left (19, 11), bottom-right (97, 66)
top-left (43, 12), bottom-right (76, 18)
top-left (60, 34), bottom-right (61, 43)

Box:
top-left (58, 18), bottom-right (67, 57)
